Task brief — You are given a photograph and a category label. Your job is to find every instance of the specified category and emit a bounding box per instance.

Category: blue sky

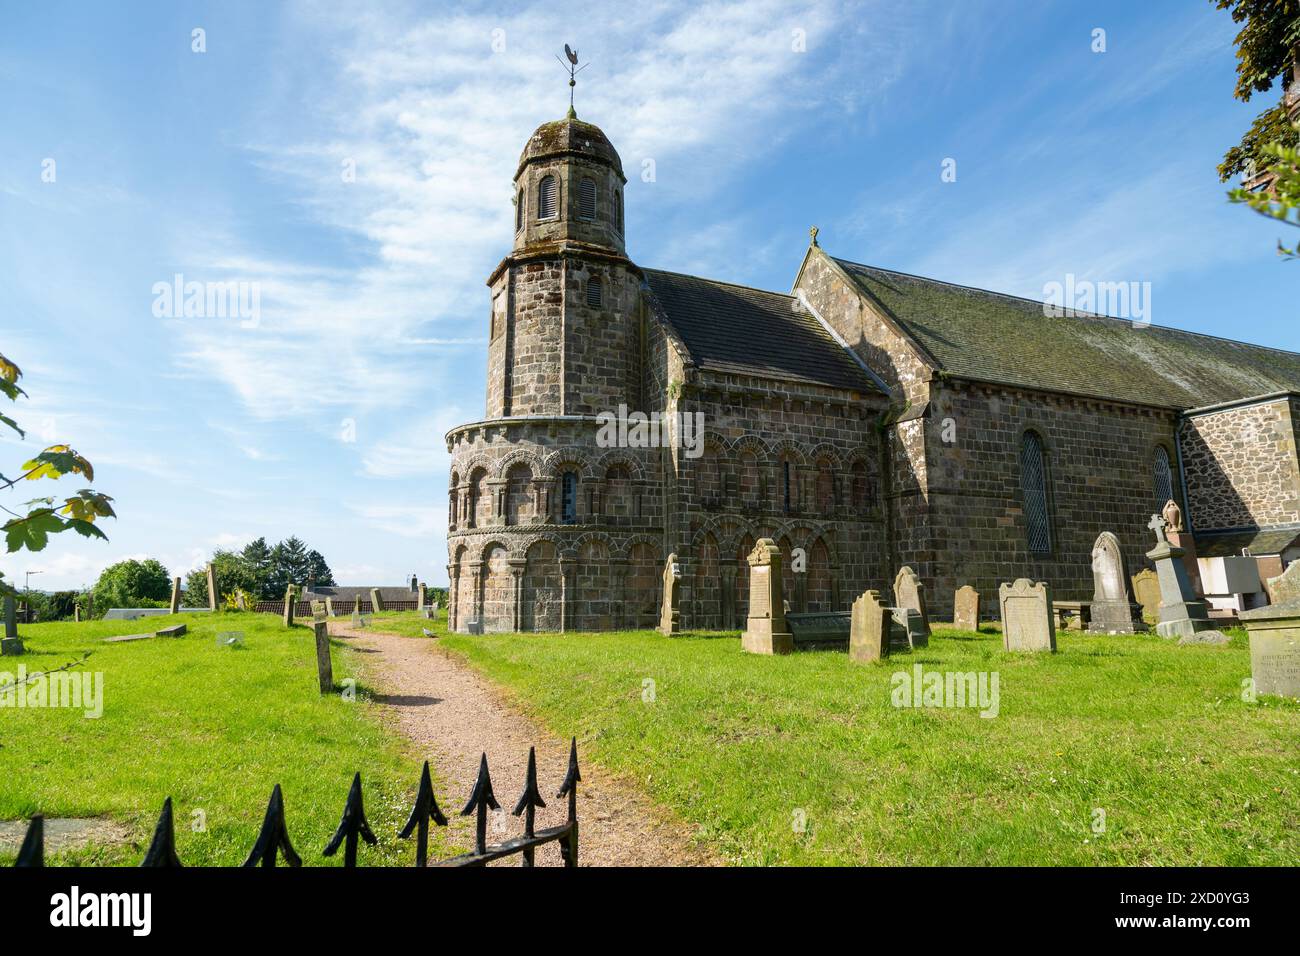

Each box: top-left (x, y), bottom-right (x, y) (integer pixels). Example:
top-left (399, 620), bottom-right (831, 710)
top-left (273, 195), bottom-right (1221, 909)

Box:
top-left (1, 0), bottom-right (1295, 591)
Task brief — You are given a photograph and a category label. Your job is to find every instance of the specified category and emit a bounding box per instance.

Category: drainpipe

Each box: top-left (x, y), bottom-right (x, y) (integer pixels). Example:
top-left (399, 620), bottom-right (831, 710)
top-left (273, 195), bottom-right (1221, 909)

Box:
top-left (1174, 414), bottom-right (1193, 534)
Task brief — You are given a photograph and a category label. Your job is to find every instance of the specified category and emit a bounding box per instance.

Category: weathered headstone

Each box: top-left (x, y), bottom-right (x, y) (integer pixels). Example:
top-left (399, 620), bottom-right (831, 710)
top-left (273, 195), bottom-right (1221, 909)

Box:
top-left (370, 588), bottom-right (384, 613)
top-left (73, 604), bottom-right (81, 623)
top-left (311, 600), bottom-right (327, 623)
top-left (1131, 569), bottom-right (1160, 625)
top-left (417, 583), bottom-right (427, 611)
top-left (1, 595), bottom-right (22, 655)
top-left (1239, 597), bottom-right (1300, 698)
top-left (1145, 514), bottom-right (1220, 641)
top-left (786, 611), bottom-right (850, 646)
top-left (1088, 531), bottom-right (1146, 634)
top-left (1265, 562), bottom-right (1300, 606)
top-left (205, 563), bottom-right (218, 612)
top-left (352, 594), bottom-right (362, 617)
top-left (156, 624), bottom-right (186, 638)
top-left (169, 576), bottom-right (181, 614)
top-left (283, 585), bottom-right (296, 627)
top-left (466, 618), bottom-right (484, 635)
top-left (891, 607), bottom-right (928, 648)
top-left (741, 538), bottom-right (794, 655)
top-left (350, 609), bottom-right (362, 628)
top-left (325, 596), bottom-right (335, 618)
top-left (657, 553), bottom-right (682, 635)
top-left (892, 566), bottom-right (931, 642)
top-left (313, 620), bottom-right (334, 694)
top-left (953, 585), bottom-right (980, 632)
top-left (849, 590), bottom-right (890, 663)
top-left (999, 578), bottom-right (1056, 652)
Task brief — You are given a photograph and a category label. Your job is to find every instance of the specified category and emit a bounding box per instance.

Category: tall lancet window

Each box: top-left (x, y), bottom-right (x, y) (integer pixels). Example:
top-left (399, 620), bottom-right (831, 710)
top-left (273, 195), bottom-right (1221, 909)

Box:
top-left (1019, 431), bottom-right (1053, 554)
top-left (578, 178), bottom-right (596, 221)
top-left (1153, 445), bottom-right (1173, 510)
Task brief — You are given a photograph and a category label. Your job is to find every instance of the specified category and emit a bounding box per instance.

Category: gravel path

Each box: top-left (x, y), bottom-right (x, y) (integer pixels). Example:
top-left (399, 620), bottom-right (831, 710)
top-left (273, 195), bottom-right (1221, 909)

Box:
top-left (330, 625), bottom-right (715, 867)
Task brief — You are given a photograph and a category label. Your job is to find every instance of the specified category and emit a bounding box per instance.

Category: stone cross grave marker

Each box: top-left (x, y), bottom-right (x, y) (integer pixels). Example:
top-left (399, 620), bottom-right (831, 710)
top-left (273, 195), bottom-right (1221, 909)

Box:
top-left (169, 576), bottom-right (181, 614)
top-left (313, 619), bottom-right (334, 694)
top-left (849, 590), bottom-right (890, 663)
top-left (1088, 531), bottom-right (1146, 634)
top-left (657, 553), bottom-right (682, 635)
top-left (1145, 514), bottom-right (1219, 640)
top-left (999, 578), bottom-right (1056, 652)
top-left (953, 585), bottom-right (980, 632)
top-left (741, 538), bottom-right (794, 655)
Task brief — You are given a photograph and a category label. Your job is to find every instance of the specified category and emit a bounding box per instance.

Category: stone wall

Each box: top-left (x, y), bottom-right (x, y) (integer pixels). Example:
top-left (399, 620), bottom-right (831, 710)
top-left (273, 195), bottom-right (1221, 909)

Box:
top-left (925, 379), bottom-right (1182, 617)
top-left (1180, 395), bottom-right (1300, 532)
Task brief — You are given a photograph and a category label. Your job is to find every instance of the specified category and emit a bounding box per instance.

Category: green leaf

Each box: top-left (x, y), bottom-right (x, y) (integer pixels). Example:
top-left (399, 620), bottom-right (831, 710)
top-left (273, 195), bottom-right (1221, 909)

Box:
top-left (65, 517), bottom-right (108, 541)
top-left (3, 510), bottom-right (64, 553)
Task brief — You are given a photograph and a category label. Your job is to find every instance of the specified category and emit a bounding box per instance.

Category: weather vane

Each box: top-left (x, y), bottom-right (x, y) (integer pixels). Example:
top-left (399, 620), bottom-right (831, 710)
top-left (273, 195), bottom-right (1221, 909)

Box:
top-left (555, 43), bottom-right (588, 117)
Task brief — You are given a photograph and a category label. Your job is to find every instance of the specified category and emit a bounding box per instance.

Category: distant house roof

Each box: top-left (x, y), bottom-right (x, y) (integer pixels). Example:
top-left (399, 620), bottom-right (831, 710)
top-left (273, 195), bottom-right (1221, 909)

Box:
top-left (642, 269), bottom-right (881, 394)
top-left (301, 586), bottom-right (420, 604)
top-left (833, 258), bottom-right (1300, 410)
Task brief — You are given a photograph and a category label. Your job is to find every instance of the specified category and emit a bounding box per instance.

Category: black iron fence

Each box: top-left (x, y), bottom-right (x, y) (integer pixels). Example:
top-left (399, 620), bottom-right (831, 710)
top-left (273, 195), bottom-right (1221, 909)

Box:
top-left (14, 741), bottom-right (579, 868)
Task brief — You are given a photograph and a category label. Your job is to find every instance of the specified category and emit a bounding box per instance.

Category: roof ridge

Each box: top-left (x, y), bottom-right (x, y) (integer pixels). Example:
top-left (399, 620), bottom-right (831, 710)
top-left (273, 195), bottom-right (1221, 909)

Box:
top-left (834, 256), bottom-right (1300, 359)
top-left (642, 266), bottom-right (791, 300)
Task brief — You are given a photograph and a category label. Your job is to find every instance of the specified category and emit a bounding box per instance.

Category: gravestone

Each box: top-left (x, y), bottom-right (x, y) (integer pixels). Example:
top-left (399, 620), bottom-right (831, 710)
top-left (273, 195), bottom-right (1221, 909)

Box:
top-left (352, 595), bottom-right (362, 617)
top-left (999, 578), bottom-right (1056, 652)
top-left (1266, 562), bottom-right (1300, 605)
top-left (892, 566), bottom-right (931, 642)
top-left (953, 585), bottom-right (980, 632)
top-left (1088, 531), bottom-right (1146, 634)
top-left (73, 604), bottom-right (81, 623)
top-left (417, 583), bottom-right (427, 611)
top-left (169, 576), bottom-right (181, 614)
top-left (205, 563), bottom-right (218, 612)
top-left (350, 609), bottom-right (362, 628)
top-left (786, 611), bottom-right (850, 646)
top-left (849, 590), bottom-right (890, 663)
top-left (325, 596), bottom-right (335, 618)
top-left (1239, 597), bottom-right (1300, 698)
top-left (283, 585), bottom-right (296, 627)
top-left (466, 618), bottom-right (484, 635)
top-left (311, 600), bottom-right (327, 623)
top-left (1131, 569), bottom-right (1160, 624)
top-left (891, 608), bottom-right (928, 648)
top-left (741, 538), bottom-right (794, 655)
top-left (370, 588), bottom-right (384, 613)
top-left (1145, 514), bottom-right (1220, 641)
top-left (2, 595), bottom-right (22, 656)
top-left (657, 553), bottom-right (682, 635)
top-left (156, 624), bottom-right (186, 638)
top-left (103, 633), bottom-right (153, 643)
top-left (313, 620), bottom-right (334, 694)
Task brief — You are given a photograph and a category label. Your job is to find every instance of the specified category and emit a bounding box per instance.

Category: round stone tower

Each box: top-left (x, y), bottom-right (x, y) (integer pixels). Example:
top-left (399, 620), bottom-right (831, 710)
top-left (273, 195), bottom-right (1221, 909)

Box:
top-left (445, 112), bottom-right (664, 634)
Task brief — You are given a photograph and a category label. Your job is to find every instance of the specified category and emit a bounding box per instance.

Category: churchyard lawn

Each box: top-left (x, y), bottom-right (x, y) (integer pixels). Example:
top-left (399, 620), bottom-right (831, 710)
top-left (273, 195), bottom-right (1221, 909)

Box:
top-left (428, 620), bottom-right (1298, 866)
top-left (0, 612), bottom-right (454, 865)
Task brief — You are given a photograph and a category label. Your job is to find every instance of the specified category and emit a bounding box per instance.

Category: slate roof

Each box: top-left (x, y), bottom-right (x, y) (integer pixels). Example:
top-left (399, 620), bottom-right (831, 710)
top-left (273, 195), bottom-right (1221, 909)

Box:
top-left (834, 258), bottom-right (1300, 410)
top-left (1194, 527), bottom-right (1300, 558)
top-left (642, 269), bottom-right (879, 394)
top-left (301, 585), bottom-right (420, 603)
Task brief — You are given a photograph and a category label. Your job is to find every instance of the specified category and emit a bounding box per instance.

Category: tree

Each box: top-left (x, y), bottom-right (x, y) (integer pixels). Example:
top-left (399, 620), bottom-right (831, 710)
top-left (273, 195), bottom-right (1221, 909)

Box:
top-left (267, 536), bottom-right (309, 596)
top-left (305, 549), bottom-right (336, 589)
top-left (182, 549), bottom-right (260, 608)
top-left (1214, 0), bottom-right (1300, 181)
top-left (93, 558), bottom-right (171, 611)
top-left (1229, 133), bottom-right (1300, 257)
top-left (241, 537), bottom-right (273, 592)
top-left (1, 351), bottom-right (114, 598)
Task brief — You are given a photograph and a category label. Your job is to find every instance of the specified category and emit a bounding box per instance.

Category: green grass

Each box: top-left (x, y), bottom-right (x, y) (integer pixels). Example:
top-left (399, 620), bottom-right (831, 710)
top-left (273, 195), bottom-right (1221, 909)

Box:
top-left (431, 624), bottom-right (1299, 866)
top-left (0, 611), bottom-right (460, 865)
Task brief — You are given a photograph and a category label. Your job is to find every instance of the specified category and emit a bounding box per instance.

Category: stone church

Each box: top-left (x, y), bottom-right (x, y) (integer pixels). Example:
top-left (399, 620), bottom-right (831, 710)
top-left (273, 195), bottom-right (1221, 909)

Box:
top-left (444, 109), bottom-right (1300, 633)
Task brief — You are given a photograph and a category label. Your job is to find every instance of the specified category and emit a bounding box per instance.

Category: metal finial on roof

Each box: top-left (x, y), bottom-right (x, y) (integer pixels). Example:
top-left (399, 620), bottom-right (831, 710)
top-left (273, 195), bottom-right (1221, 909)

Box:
top-left (556, 43), bottom-right (589, 118)
top-left (810, 225), bottom-right (820, 247)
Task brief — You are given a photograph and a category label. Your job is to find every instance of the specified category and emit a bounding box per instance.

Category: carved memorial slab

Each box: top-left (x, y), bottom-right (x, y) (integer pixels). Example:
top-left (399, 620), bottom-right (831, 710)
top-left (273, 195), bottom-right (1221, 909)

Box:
top-left (741, 539), bottom-right (793, 655)
top-left (999, 578), bottom-right (1056, 652)
top-left (850, 590), bottom-right (890, 663)
top-left (953, 585), bottom-right (980, 632)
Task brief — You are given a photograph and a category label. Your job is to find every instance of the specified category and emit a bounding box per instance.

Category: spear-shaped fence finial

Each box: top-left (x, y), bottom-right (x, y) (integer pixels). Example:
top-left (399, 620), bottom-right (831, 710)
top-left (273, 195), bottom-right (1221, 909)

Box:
top-left (324, 772), bottom-right (378, 867)
top-left (14, 814), bottom-right (43, 867)
top-left (140, 797), bottom-right (183, 867)
top-left (399, 760), bottom-right (448, 867)
top-left (556, 737), bottom-right (581, 867)
top-left (243, 784), bottom-right (302, 867)
top-left (512, 746), bottom-right (547, 866)
top-left (461, 752), bottom-right (500, 856)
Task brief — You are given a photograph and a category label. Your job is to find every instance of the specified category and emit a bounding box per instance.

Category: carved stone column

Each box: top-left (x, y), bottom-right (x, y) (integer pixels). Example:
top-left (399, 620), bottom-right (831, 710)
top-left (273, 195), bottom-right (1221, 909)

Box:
top-left (487, 479), bottom-right (507, 526)
top-left (471, 566), bottom-right (483, 624)
top-left (509, 558), bottom-right (527, 632)
top-left (610, 558), bottom-right (629, 630)
top-left (588, 480), bottom-right (607, 522)
top-left (531, 478), bottom-right (553, 524)
top-left (720, 564), bottom-right (737, 630)
top-left (447, 563), bottom-right (458, 631)
top-left (559, 556), bottom-right (577, 633)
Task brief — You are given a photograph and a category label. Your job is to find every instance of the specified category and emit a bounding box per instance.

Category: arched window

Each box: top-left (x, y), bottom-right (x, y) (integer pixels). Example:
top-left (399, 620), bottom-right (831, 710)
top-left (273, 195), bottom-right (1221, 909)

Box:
top-left (537, 175), bottom-right (557, 219)
top-left (578, 178), bottom-right (596, 221)
top-left (586, 277), bottom-right (603, 307)
top-left (1019, 432), bottom-right (1052, 554)
top-left (515, 189), bottom-right (523, 231)
top-left (1153, 445), bottom-right (1173, 508)
top-left (560, 471), bottom-right (578, 524)
top-left (782, 461), bottom-right (793, 514)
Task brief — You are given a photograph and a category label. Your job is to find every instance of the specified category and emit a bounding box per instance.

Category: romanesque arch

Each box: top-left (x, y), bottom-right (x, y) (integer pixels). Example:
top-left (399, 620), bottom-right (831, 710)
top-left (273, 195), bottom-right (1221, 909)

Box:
top-left (481, 543), bottom-right (513, 632)
top-left (522, 539), bottom-right (563, 631)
